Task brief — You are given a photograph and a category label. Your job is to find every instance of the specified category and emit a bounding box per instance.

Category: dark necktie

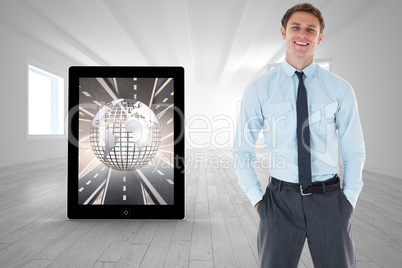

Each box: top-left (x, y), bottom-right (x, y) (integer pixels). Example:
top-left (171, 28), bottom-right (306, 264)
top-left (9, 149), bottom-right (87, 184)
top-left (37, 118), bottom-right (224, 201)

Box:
top-left (296, 71), bottom-right (312, 189)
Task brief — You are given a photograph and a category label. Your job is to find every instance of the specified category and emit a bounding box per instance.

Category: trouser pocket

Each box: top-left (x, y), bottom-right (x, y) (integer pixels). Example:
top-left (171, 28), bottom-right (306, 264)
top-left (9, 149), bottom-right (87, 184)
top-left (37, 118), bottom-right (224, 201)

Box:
top-left (257, 184), bottom-right (270, 219)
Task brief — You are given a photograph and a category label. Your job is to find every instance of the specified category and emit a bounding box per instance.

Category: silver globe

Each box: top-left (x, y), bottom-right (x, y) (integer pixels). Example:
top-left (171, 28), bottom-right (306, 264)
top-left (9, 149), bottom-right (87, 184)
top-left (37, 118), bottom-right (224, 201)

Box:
top-left (90, 98), bottom-right (161, 171)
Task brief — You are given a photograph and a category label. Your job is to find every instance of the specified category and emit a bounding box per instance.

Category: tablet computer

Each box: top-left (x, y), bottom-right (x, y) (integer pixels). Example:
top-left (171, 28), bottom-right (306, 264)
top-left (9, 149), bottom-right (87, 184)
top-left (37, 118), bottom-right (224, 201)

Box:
top-left (67, 66), bottom-right (184, 219)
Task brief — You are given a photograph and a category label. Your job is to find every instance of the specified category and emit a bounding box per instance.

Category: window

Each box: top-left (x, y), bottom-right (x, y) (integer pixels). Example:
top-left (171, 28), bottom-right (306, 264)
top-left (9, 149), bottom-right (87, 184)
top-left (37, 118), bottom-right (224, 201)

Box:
top-left (28, 65), bottom-right (64, 135)
top-left (267, 55), bottom-right (331, 71)
top-left (317, 62), bottom-right (330, 71)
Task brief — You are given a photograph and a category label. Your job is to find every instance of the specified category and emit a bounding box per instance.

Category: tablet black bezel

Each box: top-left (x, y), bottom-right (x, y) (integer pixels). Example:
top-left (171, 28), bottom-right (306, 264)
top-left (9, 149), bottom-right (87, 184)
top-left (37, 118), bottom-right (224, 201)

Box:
top-left (67, 66), bottom-right (185, 219)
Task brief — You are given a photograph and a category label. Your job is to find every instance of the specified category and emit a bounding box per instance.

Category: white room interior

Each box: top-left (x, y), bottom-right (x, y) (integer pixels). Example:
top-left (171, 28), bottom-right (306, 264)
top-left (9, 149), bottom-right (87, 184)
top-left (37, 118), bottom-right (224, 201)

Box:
top-left (0, 0), bottom-right (400, 178)
top-left (0, 0), bottom-right (401, 267)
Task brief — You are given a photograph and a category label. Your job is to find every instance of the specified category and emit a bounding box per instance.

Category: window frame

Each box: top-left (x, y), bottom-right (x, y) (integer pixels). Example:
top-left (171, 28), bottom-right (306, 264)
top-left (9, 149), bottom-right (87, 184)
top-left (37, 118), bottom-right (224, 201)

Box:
top-left (266, 57), bottom-right (332, 72)
top-left (26, 60), bottom-right (66, 139)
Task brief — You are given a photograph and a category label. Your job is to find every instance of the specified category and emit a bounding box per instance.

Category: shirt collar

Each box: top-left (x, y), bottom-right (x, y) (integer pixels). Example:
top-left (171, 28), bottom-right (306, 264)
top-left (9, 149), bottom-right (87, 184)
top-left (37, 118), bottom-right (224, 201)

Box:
top-left (282, 60), bottom-right (317, 78)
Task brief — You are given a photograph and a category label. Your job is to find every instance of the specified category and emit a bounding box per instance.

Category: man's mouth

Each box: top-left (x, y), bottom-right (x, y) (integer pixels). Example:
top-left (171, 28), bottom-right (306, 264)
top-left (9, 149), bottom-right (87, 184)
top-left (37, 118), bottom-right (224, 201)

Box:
top-left (294, 41), bottom-right (309, 46)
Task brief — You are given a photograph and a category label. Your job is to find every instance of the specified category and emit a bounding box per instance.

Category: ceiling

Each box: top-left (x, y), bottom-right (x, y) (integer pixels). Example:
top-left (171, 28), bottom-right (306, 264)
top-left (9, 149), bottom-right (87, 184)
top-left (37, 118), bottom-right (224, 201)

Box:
top-left (0, 0), bottom-right (378, 85)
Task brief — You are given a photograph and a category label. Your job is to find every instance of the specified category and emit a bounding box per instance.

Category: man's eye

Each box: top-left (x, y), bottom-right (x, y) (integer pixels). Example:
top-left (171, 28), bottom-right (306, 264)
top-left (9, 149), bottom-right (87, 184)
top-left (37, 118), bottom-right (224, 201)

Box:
top-left (308, 28), bottom-right (315, 32)
top-left (293, 26), bottom-right (299, 30)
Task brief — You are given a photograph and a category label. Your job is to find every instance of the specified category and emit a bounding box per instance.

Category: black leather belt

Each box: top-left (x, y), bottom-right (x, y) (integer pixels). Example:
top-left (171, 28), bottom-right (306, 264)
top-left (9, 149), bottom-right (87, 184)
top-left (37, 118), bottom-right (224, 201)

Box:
top-left (270, 175), bottom-right (340, 196)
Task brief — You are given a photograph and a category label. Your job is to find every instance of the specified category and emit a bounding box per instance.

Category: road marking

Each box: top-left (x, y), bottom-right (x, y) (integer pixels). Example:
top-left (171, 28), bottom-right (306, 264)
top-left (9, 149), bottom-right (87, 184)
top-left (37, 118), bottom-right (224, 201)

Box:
top-left (79, 187), bottom-right (84, 192)
top-left (96, 78), bottom-right (119, 100)
top-left (160, 132), bottom-right (173, 141)
top-left (113, 78), bottom-right (119, 93)
top-left (140, 182), bottom-right (147, 204)
top-left (167, 179), bottom-right (174, 185)
top-left (101, 168), bottom-right (112, 205)
top-left (83, 180), bottom-right (106, 205)
top-left (79, 158), bottom-right (101, 179)
top-left (101, 167), bottom-right (106, 171)
top-left (93, 100), bottom-right (102, 106)
top-left (86, 180), bottom-right (91, 185)
top-left (123, 195), bottom-right (126, 201)
top-left (137, 170), bottom-right (167, 205)
top-left (155, 155), bottom-right (174, 167)
top-left (154, 78), bottom-right (172, 97)
top-left (94, 173), bottom-right (99, 178)
top-left (157, 170), bottom-right (165, 176)
top-left (123, 176), bottom-right (126, 182)
top-left (123, 186), bottom-right (126, 192)
top-left (82, 91), bottom-right (91, 97)
top-left (156, 103), bottom-right (174, 118)
top-left (79, 106), bottom-right (94, 117)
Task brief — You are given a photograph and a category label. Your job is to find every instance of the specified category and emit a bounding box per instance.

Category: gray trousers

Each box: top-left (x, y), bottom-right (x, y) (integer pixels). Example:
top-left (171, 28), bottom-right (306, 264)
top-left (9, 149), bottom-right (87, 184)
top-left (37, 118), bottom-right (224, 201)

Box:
top-left (257, 178), bottom-right (355, 268)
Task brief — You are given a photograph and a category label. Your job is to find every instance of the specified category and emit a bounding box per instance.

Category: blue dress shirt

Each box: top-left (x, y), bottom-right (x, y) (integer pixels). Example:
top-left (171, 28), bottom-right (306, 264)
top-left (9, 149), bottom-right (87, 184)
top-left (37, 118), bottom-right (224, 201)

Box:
top-left (233, 60), bottom-right (365, 208)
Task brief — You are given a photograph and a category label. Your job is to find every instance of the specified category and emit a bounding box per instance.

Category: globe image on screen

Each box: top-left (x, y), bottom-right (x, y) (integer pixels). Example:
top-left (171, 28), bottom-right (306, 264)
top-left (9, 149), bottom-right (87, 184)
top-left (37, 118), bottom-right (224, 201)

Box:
top-left (90, 98), bottom-right (161, 171)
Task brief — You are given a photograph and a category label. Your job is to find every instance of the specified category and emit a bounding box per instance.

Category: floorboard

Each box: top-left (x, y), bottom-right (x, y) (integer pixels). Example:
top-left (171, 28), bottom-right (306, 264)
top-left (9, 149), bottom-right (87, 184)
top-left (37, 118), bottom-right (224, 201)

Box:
top-left (0, 149), bottom-right (401, 267)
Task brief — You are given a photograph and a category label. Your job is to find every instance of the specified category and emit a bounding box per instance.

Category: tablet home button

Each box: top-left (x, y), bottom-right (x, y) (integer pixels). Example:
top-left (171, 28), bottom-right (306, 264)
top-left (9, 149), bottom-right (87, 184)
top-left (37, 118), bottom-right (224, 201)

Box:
top-left (121, 208), bottom-right (131, 217)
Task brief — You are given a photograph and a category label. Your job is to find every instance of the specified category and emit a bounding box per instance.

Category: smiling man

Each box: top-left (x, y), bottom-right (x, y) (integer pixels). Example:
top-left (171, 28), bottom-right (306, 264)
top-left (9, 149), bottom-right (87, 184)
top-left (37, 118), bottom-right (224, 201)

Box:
top-left (233, 3), bottom-right (365, 268)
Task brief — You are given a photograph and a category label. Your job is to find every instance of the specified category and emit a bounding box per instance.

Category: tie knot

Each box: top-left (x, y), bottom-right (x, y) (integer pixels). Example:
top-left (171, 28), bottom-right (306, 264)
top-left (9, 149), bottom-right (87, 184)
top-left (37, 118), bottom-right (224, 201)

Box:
top-left (295, 71), bottom-right (304, 81)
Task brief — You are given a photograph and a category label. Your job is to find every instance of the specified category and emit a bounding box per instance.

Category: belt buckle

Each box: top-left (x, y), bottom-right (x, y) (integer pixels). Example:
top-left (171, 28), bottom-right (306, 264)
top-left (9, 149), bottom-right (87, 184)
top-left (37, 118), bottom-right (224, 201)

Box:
top-left (300, 185), bottom-right (312, 196)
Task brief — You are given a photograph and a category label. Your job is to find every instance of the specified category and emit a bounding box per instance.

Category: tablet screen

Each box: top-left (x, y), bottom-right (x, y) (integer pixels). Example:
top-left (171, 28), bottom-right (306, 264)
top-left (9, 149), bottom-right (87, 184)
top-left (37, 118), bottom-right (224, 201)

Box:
top-left (68, 67), bottom-right (184, 219)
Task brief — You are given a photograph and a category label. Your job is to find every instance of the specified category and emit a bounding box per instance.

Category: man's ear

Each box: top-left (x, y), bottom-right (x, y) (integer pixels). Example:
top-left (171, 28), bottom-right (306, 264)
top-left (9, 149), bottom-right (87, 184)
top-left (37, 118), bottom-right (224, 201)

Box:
top-left (317, 32), bottom-right (324, 45)
top-left (281, 26), bottom-right (286, 40)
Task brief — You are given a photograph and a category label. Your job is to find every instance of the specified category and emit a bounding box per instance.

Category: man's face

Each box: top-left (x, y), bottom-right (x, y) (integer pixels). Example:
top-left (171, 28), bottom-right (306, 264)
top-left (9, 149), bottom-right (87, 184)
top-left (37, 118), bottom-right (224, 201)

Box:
top-left (281, 11), bottom-right (323, 63)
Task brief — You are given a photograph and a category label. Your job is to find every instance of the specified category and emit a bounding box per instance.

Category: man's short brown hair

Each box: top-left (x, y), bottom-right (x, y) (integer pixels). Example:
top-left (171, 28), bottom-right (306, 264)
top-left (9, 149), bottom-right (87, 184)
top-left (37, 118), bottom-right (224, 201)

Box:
top-left (281, 3), bottom-right (325, 33)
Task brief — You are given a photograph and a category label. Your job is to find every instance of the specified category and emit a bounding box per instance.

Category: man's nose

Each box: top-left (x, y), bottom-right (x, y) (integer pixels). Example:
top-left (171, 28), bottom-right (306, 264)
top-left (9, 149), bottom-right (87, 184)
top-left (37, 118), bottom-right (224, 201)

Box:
top-left (298, 30), bottom-right (308, 38)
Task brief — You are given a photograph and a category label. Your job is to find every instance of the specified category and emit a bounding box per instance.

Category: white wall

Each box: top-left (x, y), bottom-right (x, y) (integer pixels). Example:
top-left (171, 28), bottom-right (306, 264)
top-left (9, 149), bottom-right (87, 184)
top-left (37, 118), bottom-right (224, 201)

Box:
top-left (185, 83), bottom-right (248, 150)
top-left (315, 0), bottom-right (402, 178)
top-left (0, 22), bottom-right (77, 167)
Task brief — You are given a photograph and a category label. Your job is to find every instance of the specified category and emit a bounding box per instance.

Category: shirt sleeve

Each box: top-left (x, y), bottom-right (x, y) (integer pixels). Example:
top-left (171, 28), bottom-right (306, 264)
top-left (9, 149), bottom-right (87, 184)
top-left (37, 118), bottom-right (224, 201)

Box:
top-left (232, 81), bottom-right (264, 207)
top-left (336, 81), bottom-right (366, 208)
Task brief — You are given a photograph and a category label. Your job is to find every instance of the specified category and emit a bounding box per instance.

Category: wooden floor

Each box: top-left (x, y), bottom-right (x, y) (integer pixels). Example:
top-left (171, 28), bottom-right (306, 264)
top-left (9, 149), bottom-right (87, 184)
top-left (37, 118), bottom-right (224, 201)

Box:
top-left (0, 148), bottom-right (401, 267)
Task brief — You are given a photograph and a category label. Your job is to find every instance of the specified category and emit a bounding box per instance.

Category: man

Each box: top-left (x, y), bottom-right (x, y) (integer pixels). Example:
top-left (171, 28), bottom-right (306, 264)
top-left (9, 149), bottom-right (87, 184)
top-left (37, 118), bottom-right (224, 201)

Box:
top-left (233, 3), bottom-right (365, 268)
